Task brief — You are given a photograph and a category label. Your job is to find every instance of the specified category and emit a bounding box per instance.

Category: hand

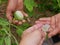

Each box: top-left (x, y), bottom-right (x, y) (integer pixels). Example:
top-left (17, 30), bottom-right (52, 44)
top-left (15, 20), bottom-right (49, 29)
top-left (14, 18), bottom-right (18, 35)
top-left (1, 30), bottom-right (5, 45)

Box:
top-left (48, 13), bottom-right (60, 38)
top-left (6, 0), bottom-right (28, 25)
top-left (35, 13), bottom-right (60, 38)
top-left (19, 23), bottom-right (46, 45)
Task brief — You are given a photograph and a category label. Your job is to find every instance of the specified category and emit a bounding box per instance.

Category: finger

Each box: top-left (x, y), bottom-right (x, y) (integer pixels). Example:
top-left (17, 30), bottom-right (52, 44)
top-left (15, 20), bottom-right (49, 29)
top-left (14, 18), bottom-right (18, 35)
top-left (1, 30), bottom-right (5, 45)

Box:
top-left (17, 0), bottom-right (23, 10)
top-left (13, 19), bottom-right (19, 24)
top-left (39, 17), bottom-right (50, 24)
top-left (40, 33), bottom-right (46, 45)
top-left (7, 0), bottom-right (17, 11)
top-left (22, 19), bottom-right (26, 23)
top-left (22, 11), bottom-right (30, 22)
top-left (13, 19), bottom-right (23, 25)
top-left (48, 16), bottom-right (56, 38)
top-left (35, 20), bottom-right (50, 25)
top-left (35, 21), bottom-right (41, 24)
top-left (38, 30), bottom-right (46, 45)
top-left (22, 11), bottom-right (28, 17)
top-left (48, 28), bottom-right (59, 38)
top-left (39, 17), bottom-right (51, 21)
top-left (6, 12), bottom-right (13, 23)
top-left (6, 0), bottom-right (18, 22)
top-left (22, 23), bottom-right (43, 37)
top-left (17, 21), bottom-right (23, 25)
top-left (47, 29), bottom-right (53, 38)
top-left (50, 16), bottom-right (56, 29)
top-left (48, 27), bottom-right (53, 33)
top-left (18, 20), bottom-right (26, 25)
top-left (35, 17), bottom-right (51, 24)
top-left (39, 38), bottom-right (45, 45)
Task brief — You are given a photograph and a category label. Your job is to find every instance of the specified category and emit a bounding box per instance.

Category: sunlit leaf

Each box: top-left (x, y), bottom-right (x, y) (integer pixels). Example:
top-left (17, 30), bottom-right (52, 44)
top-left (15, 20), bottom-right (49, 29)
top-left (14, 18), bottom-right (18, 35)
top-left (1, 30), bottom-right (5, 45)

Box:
top-left (24, 0), bottom-right (35, 12)
top-left (57, 0), bottom-right (60, 7)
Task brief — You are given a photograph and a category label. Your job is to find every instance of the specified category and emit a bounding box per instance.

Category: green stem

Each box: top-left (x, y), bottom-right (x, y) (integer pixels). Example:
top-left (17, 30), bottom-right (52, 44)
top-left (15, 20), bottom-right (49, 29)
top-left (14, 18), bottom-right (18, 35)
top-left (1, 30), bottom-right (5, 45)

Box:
top-left (11, 34), bottom-right (18, 45)
top-left (11, 24), bottom-right (19, 29)
top-left (3, 29), bottom-right (11, 37)
top-left (10, 23), bottom-right (19, 45)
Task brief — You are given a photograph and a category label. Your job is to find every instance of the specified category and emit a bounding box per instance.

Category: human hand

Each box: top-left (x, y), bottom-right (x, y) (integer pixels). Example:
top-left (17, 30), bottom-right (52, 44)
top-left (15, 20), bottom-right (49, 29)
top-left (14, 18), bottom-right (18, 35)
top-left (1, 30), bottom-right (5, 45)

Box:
top-left (48, 13), bottom-right (60, 38)
top-left (19, 23), bottom-right (46, 45)
top-left (6, 0), bottom-right (29, 25)
top-left (35, 13), bottom-right (60, 38)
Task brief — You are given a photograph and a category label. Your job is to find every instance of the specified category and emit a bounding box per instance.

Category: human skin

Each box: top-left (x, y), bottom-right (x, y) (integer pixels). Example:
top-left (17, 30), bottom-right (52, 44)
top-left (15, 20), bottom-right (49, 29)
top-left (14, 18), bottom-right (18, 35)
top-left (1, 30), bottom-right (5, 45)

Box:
top-left (6, 0), bottom-right (60, 37)
top-left (19, 23), bottom-right (46, 45)
top-left (35, 13), bottom-right (60, 38)
top-left (6, 0), bottom-right (60, 45)
top-left (19, 13), bottom-right (60, 45)
top-left (6, 0), bottom-right (28, 25)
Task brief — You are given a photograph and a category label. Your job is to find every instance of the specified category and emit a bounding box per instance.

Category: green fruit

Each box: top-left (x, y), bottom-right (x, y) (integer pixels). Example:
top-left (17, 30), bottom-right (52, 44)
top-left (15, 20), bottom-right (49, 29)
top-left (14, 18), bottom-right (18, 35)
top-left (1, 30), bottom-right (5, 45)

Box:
top-left (14, 11), bottom-right (24, 20)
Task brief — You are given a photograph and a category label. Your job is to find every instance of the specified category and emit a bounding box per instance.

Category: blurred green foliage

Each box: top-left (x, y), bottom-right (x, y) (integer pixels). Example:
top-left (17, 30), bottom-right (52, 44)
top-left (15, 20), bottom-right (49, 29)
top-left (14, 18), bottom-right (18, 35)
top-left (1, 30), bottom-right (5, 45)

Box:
top-left (24, 0), bottom-right (60, 14)
top-left (0, 0), bottom-right (7, 4)
top-left (0, 18), bottom-right (31, 45)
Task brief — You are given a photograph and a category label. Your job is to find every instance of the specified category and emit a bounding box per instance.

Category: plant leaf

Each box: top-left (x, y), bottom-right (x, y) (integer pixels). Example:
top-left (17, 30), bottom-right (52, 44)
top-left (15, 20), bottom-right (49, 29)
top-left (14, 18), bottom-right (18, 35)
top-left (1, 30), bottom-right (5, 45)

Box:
top-left (24, 0), bottom-right (35, 12)
top-left (16, 29), bottom-right (23, 36)
top-left (0, 18), bottom-right (9, 26)
top-left (57, 0), bottom-right (60, 7)
top-left (0, 38), bottom-right (4, 45)
top-left (5, 36), bottom-right (11, 45)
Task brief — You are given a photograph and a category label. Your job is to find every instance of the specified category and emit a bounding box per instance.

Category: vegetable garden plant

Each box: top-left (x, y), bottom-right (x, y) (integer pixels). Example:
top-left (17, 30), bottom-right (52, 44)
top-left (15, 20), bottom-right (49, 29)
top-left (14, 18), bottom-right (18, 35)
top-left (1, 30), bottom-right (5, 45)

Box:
top-left (0, 0), bottom-right (60, 45)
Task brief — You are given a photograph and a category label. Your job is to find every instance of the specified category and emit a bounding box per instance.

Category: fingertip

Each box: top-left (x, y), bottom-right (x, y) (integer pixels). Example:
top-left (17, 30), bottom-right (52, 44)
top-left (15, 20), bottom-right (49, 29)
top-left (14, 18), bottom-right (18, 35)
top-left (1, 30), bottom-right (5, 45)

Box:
top-left (22, 20), bottom-right (26, 23)
top-left (13, 19), bottom-right (18, 24)
top-left (8, 17), bottom-right (12, 23)
top-left (39, 17), bottom-right (50, 20)
top-left (48, 27), bottom-right (53, 33)
top-left (26, 18), bottom-right (31, 22)
top-left (9, 20), bottom-right (12, 23)
top-left (22, 12), bottom-right (28, 17)
top-left (48, 33), bottom-right (52, 38)
top-left (25, 13), bottom-right (28, 17)
top-left (18, 21), bottom-right (22, 25)
top-left (35, 21), bottom-right (40, 24)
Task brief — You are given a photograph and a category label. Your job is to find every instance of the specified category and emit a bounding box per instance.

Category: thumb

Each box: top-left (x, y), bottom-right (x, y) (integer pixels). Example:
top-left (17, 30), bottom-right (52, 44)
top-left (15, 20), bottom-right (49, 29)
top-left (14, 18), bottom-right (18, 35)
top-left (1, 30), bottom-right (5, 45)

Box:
top-left (22, 23), bottom-right (43, 38)
top-left (48, 28), bottom-right (59, 38)
top-left (6, 11), bottom-right (13, 23)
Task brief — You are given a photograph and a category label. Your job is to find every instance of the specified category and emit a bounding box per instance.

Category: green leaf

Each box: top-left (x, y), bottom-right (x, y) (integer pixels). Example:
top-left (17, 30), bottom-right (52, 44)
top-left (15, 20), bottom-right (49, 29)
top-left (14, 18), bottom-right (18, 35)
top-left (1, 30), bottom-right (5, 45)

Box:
top-left (5, 36), bottom-right (11, 45)
top-left (0, 0), bottom-right (1, 4)
top-left (57, 0), bottom-right (60, 7)
top-left (0, 0), bottom-right (7, 5)
top-left (17, 23), bottom-right (31, 31)
top-left (0, 30), bottom-right (6, 35)
top-left (12, 43), bottom-right (17, 45)
top-left (24, 0), bottom-right (35, 12)
top-left (16, 29), bottom-right (23, 36)
top-left (0, 18), bottom-right (9, 26)
top-left (0, 38), bottom-right (4, 45)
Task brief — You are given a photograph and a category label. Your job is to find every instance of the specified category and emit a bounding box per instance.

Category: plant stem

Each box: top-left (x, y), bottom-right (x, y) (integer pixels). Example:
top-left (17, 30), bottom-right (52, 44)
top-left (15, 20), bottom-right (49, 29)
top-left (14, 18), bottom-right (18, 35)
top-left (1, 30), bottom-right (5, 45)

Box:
top-left (11, 34), bottom-right (18, 45)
